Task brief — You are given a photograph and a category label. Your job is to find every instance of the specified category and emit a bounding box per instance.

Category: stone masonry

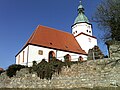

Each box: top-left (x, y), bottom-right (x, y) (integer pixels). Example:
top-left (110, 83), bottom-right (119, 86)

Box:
top-left (0, 58), bottom-right (120, 89)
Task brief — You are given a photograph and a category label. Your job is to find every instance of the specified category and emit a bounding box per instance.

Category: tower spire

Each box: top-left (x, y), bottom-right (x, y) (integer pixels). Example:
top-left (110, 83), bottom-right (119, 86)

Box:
top-left (72, 1), bottom-right (97, 54)
top-left (78, 0), bottom-right (84, 14)
top-left (74, 0), bottom-right (89, 24)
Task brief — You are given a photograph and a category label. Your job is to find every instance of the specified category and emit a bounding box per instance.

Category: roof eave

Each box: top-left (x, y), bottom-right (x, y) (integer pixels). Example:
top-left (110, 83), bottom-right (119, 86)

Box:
top-left (71, 22), bottom-right (92, 28)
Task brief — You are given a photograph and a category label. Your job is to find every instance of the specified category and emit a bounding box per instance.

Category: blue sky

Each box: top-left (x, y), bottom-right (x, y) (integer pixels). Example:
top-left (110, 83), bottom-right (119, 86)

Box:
top-left (0, 0), bottom-right (107, 69)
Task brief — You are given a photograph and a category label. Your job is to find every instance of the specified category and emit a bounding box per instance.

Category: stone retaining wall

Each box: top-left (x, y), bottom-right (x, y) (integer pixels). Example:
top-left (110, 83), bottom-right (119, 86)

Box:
top-left (106, 40), bottom-right (120, 59)
top-left (0, 59), bottom-right (120, 89)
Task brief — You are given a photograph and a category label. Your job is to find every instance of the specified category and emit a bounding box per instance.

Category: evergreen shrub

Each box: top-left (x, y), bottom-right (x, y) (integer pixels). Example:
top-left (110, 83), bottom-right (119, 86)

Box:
top-left (0, 70), bottom-right (5, 75)
top-left (31, 58), bottom-right (64, 80)
top-left (87, 46), bottom-right (104, 60)
top-left (6, 64), bottom-right (25, 77)
top-left (30, 58), bottom-right (82, 80)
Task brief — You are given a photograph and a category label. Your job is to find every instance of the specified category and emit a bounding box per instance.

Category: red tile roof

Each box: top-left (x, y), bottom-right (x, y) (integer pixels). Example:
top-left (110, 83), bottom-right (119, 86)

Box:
top-left (0, 68), bottom-right (4, 71)
top-left (25, 25), bottom-right (86, 55)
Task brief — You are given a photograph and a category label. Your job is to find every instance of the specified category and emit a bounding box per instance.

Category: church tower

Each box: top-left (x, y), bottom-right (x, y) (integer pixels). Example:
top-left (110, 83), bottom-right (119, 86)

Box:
top-left (72, 1), bottom-right (97, 53)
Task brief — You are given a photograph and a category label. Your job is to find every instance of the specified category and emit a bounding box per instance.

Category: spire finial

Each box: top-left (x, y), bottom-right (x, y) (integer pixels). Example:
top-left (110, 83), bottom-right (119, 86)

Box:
top-left (78, 0), bottom-right (84, 14)
top-left (79, 0), bottom-right (82, 5)
top-left (78, 0), bottom-right (83, 9)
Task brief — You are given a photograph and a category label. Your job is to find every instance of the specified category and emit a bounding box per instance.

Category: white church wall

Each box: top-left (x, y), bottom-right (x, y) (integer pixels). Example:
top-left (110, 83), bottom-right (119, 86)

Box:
top-left (16, 45), bottom-right (87, 67)
top-left (76, 34), bottom-right (97, 53)
top-left (28, 45), bottom-right (56, 66)
top-left (16, 46), bottom-right (29, 66)
top-left (72, 23), bottom-right (92, 36)
top-left (57, 50), bottom-right (87, 61)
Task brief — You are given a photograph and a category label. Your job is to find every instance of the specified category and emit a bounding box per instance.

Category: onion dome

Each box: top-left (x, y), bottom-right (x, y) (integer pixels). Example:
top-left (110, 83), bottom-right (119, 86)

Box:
top-left (74, 1), bottom-right (89, 24)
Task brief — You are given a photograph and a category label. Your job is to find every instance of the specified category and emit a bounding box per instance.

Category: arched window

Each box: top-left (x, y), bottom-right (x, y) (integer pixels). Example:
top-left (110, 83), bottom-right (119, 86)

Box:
top-left (23, 51), bottom-right (25, 62)
top-left (48, 51), bottom-right (55, 62)
top-left (18, 55), bottom-right (20, 64)
top-left (64, 54), bottom-right (71, 62)
top-left (78, 56), bottom-right (83, 61)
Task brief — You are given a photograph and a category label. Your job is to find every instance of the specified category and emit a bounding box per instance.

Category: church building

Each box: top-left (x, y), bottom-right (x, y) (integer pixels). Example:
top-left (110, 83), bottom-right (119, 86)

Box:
top-left (15, 2), bottom-right (97, 66)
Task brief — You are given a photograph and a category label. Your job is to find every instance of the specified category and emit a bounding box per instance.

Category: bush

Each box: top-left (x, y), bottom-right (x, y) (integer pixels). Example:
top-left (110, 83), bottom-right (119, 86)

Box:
top-left (49, 59), bottom-right (64, 75)
top-left (0, 70), bottom-right (5, 75)
top-left (87, 46), bottom-right (104, 60)
top-left (30, 58), bottom-right (81, 80)
top-left (6, 64), bottom-right (25, 77)
top-left (29, 61), bottom-right (37, 73)
top-left (30, 58), bottom-right (65, 80)
top-left (36, 59), bottom-right (48, 79)
top-left (32, 61), bottom-right (37, 66)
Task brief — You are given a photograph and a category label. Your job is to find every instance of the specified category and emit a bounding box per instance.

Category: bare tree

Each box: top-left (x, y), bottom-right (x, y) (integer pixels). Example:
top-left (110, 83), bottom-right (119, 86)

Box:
top-left (93, 0), bottom-right (120, 41)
